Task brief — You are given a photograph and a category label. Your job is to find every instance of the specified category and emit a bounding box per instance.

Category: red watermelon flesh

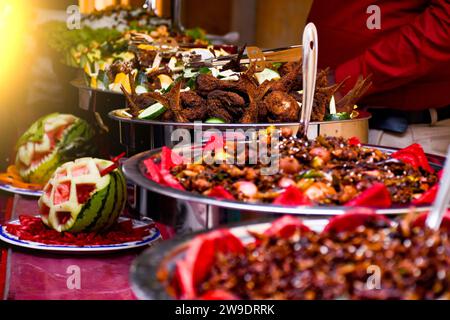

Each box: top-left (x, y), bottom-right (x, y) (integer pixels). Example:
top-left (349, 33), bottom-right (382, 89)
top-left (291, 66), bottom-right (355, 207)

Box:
top-left (53, 181), bottom-right (71, 205)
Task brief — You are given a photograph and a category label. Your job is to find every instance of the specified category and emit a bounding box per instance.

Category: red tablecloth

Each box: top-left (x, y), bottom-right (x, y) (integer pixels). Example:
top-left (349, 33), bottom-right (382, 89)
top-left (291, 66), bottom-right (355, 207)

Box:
top-left (0, 194), bottom-right (165, 300)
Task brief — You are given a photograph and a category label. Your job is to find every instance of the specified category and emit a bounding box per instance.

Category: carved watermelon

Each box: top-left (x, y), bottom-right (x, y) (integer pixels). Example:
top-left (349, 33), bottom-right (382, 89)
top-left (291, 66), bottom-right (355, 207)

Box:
top-left (15, 113), bottom-right (94, 185)
top-left (38, 158), bottom-right (127, 233)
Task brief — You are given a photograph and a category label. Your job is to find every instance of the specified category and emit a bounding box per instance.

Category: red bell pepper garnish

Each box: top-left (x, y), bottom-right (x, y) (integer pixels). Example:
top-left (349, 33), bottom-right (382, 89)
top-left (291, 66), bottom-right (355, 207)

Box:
top-left (412, 184), bottom-right (439, 205)
top-left (160, 146), bottom-right (185, 171)
top-left (411, 211), bottom-right (450, 234)
top-left (273, 186), bottom-right (311, 206)
top-left (344, 183), bottom-right (392, 208)
top-left (208, 186), bottom-right (235, 200)
top-left (392, 144), bottom-right (433, 173)
top-left (160, 169), bottom-right (185, 190)
top-left (176, 229), bottom-right (244, 299)
top-left (143, 157), bottom-right (162, 183)
top-left (264, 215), bottom-right (310, 238)
top-left (200, 290), bottom-right (240, 300)
top-left (323, 209), bottom-right (390, 234)
top-left (348, 136), bottom-right (361, 146)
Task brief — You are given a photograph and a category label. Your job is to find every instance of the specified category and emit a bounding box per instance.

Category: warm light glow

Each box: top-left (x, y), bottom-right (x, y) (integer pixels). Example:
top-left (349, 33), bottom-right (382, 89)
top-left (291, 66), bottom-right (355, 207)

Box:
top-left (0, 0), bottom-right (26, 93)
top-left (79, 0), bottom-right (131, 14)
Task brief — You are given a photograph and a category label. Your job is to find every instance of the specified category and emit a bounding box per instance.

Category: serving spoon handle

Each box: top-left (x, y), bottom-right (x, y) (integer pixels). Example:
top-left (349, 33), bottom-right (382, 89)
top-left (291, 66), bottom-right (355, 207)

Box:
top-left (299, 23), bottom-right (318, 138)
top-left (426, 145), bottom-right (450, 231)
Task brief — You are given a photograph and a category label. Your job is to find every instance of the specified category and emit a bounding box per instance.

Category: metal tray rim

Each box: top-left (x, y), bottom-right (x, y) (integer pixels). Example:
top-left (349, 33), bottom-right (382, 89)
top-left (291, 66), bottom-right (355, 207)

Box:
top-left (109, 109), bottom-right (372, 128)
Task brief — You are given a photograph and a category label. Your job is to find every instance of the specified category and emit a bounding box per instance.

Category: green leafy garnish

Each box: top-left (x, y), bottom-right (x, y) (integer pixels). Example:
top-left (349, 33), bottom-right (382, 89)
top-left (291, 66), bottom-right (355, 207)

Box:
top-left (185, 27), bottom-right (208, 42)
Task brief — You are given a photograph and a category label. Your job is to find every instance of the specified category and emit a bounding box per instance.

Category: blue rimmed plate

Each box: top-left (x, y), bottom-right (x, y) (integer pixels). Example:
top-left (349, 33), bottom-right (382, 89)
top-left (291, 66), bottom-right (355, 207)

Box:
top-left (0, 183), bottom-right (43, 197)
top-left (0, 217), bottom-right (161, 253)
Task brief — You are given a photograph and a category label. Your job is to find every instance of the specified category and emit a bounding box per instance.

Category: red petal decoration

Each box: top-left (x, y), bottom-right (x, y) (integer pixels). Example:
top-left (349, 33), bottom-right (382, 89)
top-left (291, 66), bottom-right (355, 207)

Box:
top-left (344, 183), bottom-right (392, 208)
top-left (273, 186), bottom-right (311, 206)
top-left (391, 151), bottom-right (420, 169)
top-left (412, 185), bottom-right (439, 205)
top-left (264, 215), bottom-right (310, 238)
top-left (208, 186), bottom-right (235, 200)
top-left (160, 169), bottom-right (185, 190)
top-left (143, 158), bottom-right (162, 183)
top-left (200, 290), bottom-right (240, 300)
top-left (348, 136), bottom-right (361, 146)
top-left (392, 144), bottom-right (433, 173)
top-left (323, 209), bottom-right (389, 234)
top-left (174, 260), bottom-right (197, 300)
top-left (160, 146), bottom-right (184, 171)
top-left (177, 229), bottom-right (244, 299)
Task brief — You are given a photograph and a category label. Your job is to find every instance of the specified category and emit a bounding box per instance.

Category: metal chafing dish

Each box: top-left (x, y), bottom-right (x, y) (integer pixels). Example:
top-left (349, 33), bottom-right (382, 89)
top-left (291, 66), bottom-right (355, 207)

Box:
top-left (122, 144), bottom-right (445, 234)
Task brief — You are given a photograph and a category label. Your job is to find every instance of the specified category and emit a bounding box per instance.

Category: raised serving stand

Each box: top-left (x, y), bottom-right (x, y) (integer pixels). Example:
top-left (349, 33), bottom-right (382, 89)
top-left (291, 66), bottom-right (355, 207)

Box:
top-left (122, 145), bottom-right (446, 234)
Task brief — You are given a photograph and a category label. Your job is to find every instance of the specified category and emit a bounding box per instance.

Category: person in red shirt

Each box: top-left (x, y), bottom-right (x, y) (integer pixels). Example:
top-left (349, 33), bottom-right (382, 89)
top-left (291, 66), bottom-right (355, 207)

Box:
top-left (308, 0), bottom-right (450, 155)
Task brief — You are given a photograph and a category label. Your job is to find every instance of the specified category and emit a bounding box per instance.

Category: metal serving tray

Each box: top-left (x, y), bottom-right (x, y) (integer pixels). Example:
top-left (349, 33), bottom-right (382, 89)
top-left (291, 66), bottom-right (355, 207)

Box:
top-left (121, 145), bottom-right (445, 233)
top-left (129, 217), bottom-right (343, 300)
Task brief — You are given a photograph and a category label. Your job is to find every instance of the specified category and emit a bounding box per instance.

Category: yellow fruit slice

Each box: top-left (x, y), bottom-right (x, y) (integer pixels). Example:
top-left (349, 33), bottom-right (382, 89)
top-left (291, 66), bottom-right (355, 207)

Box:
top-left (157, 74), bottom-right (174, 90)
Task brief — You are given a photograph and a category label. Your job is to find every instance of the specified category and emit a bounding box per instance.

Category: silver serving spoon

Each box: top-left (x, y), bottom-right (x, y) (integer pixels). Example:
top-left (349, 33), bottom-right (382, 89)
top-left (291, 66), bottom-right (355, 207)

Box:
top-left (299, 22), bottom-right (318, 138)
top-left (171, 0), bottom-right (185, 33)
top-left (425, 145), bottom-right (450, 231)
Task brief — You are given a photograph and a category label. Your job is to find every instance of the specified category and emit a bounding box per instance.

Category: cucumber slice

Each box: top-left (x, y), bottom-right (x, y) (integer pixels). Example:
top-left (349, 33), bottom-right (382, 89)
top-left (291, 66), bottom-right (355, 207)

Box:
top-left (205, 117), bottom-right (226, 124)
top-left (138, 103), bottom-right (167, 120)
top-left (324, 112), bottom-right (351, 121)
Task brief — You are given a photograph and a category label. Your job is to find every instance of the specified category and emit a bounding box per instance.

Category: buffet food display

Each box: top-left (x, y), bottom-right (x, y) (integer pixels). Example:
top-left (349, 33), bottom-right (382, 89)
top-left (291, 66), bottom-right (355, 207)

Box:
top-left (0, 5), bottom-right (448, 302)
top-left (116, 60), bottom-right (370, 124)
top-left (140, 132), bottom-right (441, 208)
top-left (152, 212), bottom-right (450, 300)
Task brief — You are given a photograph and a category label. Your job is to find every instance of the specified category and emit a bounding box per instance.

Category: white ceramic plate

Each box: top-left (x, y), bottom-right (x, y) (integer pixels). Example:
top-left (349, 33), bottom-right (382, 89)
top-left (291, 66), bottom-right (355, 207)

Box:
top-left (0, 217), bottom-right (161, 253)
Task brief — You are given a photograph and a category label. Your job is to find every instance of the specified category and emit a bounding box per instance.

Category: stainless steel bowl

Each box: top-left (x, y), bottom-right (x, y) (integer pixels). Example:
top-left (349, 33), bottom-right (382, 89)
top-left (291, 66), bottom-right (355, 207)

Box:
top-left (109, 109), bottom-right (372, 151)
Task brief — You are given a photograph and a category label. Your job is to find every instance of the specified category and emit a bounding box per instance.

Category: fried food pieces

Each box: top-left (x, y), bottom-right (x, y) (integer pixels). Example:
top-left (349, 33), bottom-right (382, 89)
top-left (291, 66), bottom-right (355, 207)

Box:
top-left (123, 60), bottom-right (371, 123)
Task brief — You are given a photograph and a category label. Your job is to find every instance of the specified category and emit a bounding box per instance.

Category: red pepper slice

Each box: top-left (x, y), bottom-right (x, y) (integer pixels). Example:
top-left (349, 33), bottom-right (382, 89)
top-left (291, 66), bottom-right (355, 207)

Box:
top-left (200, 290), bottom-right (240, 300)
top-left (412, 185), bottom-right (439, 205)
top-left (160, 169), bottom-right (185, 190)
top-left (160, 146), bottom-right (184, 171)
top-left (392, 144), bottom-right (433, 173)
top-left (143, 157), bottom-right (162, 183)
top-left (208, 186), bottom-right (235, 200)
top-left (411, 211), bottom-right (450, 233)
top-left (273, 186), bottom-right (311, 206)
top-left (177, 229), bottom-right (244, 299)
top-left (344, 183), bottom-right (392, 208)
top-left (348, 136), bottom-right (361, 146)
top-left (323, 209), bottom-right (390, 234)
top-left (264, 215), bottom-right (310, 238)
